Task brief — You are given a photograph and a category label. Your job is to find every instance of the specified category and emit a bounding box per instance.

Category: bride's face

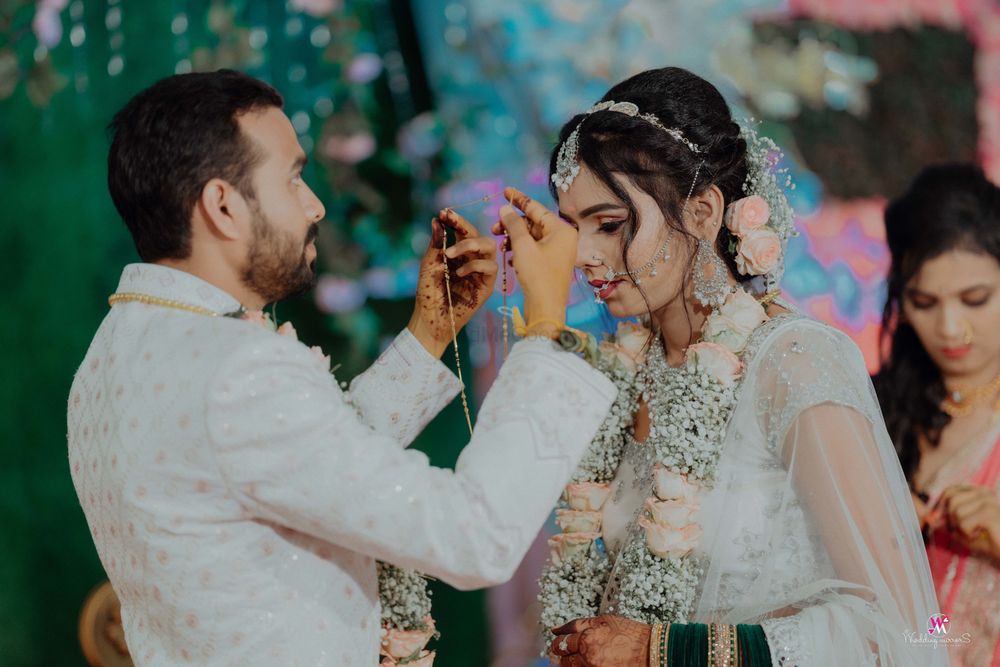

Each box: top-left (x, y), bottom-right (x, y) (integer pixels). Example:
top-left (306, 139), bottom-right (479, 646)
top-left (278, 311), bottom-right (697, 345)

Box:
top-left (558, 164), bottom-right (691, 318)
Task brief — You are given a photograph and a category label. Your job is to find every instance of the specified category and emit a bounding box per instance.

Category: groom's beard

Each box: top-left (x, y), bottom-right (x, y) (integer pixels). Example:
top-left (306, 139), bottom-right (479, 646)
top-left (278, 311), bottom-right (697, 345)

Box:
top-left (241, 208), bottom-right (318, 305)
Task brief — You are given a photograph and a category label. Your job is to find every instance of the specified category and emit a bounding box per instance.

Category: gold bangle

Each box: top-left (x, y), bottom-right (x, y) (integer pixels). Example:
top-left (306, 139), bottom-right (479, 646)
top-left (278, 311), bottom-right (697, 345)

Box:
top-left (648, 623), bottom-right (662, 667)
top-left (522, 318), bottom-right (565, 337)
top-left (708, 624), bottom-right (736, 667)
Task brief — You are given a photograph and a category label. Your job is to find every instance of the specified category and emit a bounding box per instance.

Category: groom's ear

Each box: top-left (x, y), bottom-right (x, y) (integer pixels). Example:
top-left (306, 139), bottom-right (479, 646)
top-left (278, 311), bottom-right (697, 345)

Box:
top-left (688, 183), bottom-right (725, 242)
top-left (196, 178), bottom-right (252, 242)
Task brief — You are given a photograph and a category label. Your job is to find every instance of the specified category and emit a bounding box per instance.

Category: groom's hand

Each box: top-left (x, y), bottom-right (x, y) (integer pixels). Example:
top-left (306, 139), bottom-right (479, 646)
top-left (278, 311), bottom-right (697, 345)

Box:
top-left (409, 208), bottom-right (499, 358)
top-left (491, 187), bottom-right (578, 337)
top-left (550, 616), bottom-right (650, 666)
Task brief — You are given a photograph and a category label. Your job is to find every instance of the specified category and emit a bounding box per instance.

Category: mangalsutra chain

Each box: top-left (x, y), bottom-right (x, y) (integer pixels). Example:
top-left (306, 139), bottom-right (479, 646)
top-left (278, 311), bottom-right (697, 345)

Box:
top-left (444, 191), bottom-right (503, 211)
top-left (442, 230), bottom-right (475, 436)
top-left (443, 190), bottom-right (512, 361)
top-left (501, 233), bottom-right (510, 359)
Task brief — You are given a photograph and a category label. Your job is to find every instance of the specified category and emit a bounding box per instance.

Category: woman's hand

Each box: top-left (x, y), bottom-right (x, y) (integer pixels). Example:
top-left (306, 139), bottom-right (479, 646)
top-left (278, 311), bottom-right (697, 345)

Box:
top-left (408, 208), bottom-right (498, 357)
top-left (939, 483), bottom-right (1000, 559)
top-left (490, 187), bottom-right (578, 335)
top-left (549, 616), bottom-right (650, 667)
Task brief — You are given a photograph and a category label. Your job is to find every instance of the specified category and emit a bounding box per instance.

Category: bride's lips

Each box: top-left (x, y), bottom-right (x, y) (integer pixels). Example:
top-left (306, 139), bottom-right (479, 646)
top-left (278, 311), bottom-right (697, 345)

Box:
top-left (941, 344), bottom-right (972, 360)
top-left (589, 279), bottom-right (622, 300)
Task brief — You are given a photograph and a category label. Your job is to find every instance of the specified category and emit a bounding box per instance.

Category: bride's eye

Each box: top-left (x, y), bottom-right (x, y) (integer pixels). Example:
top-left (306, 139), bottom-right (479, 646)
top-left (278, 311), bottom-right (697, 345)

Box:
top-left (598, 219), bottom-right (626, 234)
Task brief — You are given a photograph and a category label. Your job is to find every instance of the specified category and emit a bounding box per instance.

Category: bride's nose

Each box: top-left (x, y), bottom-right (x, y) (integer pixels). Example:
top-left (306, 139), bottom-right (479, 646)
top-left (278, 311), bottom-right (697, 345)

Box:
top-left (575, 237), bottom-right (603, 271)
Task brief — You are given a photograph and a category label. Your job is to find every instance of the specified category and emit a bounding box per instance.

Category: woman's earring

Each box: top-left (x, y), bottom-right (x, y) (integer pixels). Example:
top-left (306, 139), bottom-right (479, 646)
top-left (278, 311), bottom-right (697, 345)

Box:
top-left (692, 239), bottom-right (733, 307)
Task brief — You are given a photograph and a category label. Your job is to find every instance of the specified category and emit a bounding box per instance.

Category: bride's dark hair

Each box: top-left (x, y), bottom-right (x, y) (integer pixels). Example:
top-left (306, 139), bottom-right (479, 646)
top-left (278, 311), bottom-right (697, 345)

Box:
top-left (548, 67), bottom-right (750, 298)
top-left (874, 163), bottom-right (1000, 488)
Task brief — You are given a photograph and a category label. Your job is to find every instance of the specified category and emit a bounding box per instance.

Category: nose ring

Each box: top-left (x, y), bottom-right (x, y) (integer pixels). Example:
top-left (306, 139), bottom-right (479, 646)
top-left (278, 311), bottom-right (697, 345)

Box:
top-left (962, 320), bottom-right (974, 346)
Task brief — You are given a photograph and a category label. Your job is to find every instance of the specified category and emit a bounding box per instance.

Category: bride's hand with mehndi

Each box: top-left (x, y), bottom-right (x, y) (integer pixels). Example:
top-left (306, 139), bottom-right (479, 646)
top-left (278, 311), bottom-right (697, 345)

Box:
top-left (549, 616), bottom-right (650, 667)
top-left (408, 208), bottom-right (499, 357)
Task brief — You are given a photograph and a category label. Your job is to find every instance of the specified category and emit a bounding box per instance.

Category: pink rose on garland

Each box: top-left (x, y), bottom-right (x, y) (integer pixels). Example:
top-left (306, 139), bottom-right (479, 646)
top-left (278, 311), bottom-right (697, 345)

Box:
top-left (615, 321), bottom-right (651, 366)
top-left (555, 509), bottom-right (603, 534)
top-left (276, 321), bottom-right (298, 340)
top-left (652, 466), bottom-right (701, 503)
top-left (735, 229), bottom-right (782, 276)
top-left (638, 516), bottom-right (702, 558)
top-left (686, 342), bottom-right (742, 387)
top-left (380, 617), bottom-right (436, 662)
top-left (644, 497), bottom-right (699, 527)
top-left (562, 482), bottom-right (613, 511)
top-left (724, 195), bottom-right (771, 237)
top-left (548, 532), bottom-right (599, 564)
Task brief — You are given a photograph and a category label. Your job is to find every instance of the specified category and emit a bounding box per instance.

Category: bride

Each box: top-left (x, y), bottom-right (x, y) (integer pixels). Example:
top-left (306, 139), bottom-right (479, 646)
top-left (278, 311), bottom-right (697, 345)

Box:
top-left (500, 67), bottom-right (947, 666)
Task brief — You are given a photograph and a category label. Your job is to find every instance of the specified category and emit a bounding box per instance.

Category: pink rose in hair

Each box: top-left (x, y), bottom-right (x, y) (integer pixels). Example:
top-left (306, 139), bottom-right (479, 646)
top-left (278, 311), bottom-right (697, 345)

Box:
top-left (735, 229), bottom-right (782, 276)
top-left (724, 195), bottom-right (771, 237)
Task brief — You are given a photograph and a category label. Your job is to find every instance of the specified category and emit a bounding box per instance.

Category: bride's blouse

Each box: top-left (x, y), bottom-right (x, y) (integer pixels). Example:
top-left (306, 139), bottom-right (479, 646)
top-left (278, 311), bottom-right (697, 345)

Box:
top-left (600, 314), bottom-right (947, 667)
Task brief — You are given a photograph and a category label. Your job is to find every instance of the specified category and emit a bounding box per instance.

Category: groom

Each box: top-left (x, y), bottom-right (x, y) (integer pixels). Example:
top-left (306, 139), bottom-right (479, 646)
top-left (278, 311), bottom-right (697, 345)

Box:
top-left (68, 69), bottom-right (616, 665)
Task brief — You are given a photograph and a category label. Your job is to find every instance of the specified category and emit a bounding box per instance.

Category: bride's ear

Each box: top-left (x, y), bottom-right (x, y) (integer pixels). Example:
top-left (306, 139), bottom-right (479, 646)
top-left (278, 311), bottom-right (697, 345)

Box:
top-left (687, 184), bottom-right (725, 243)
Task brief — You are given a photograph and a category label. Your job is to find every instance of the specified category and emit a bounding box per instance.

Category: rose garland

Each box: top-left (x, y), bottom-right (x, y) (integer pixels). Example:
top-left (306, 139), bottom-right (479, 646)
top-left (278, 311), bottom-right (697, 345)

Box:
top-left (538, 289), bottom-right (770, 631)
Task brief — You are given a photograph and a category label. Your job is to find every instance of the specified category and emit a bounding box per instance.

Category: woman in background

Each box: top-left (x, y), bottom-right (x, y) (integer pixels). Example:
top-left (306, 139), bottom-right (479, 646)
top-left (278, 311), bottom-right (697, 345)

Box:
top-left (876, 163), bottom-right (1000, 667)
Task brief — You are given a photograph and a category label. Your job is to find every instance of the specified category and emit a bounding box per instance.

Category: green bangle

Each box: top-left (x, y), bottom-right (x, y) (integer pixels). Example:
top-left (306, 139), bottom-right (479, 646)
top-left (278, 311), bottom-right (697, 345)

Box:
top-left (735, 624), bottom-right (772, 667)
top-left (666, 623), bottom-right (710, 667)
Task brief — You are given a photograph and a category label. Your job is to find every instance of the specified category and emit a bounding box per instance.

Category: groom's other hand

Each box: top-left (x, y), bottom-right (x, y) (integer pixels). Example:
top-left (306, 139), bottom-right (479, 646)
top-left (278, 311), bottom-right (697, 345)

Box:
top-left (493, 186), bottom-right (578, 337)
top-left (550, 616), bottom-right (651, 667)
top-left (409, 208), bottom-right (499, 357)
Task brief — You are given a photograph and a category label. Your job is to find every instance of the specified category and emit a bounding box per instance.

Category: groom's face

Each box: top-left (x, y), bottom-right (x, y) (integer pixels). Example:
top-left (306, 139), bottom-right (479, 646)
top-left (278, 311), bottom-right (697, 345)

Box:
top-left (236, 107), bottom-right (325, 304)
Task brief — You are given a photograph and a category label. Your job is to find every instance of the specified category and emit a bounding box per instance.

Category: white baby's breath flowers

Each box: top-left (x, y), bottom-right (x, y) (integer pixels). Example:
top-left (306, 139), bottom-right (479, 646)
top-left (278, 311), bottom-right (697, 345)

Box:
top-left (539, 289), bottom-right (770, 633)
top-left (377, 562), bottom-right (435, 634)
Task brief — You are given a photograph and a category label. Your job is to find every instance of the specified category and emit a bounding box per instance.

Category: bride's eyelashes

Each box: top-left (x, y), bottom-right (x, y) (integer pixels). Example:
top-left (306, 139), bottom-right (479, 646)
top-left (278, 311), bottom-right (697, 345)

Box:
top-left (597, 219), bottom-right (626, 234)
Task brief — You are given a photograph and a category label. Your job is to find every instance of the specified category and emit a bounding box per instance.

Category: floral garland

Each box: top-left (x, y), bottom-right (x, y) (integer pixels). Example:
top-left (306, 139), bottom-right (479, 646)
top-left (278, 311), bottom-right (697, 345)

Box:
top-left (538, 290), bottom-right (770, 630)
top-left (239, 311), bottom-right (439, 666)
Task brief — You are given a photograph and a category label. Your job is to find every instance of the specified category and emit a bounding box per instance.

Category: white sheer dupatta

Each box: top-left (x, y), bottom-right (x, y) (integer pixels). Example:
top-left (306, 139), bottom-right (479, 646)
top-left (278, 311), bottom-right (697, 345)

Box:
top-left (693, 316), bottom-right (948, 666)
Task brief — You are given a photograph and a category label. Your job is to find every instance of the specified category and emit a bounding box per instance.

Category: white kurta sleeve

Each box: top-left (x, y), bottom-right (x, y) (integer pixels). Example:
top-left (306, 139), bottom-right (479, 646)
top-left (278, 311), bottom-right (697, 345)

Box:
top-left (345, 328), bottom-right (462, 448)
top-left (206, 334), bottom-right (617, 591)
top-left (751, 323), bottom-right (946, 667)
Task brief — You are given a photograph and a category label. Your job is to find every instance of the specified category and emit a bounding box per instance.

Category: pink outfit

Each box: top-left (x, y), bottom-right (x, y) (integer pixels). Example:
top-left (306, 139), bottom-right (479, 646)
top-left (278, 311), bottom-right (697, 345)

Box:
top-left (926, 420), bottom-right (1000, 667)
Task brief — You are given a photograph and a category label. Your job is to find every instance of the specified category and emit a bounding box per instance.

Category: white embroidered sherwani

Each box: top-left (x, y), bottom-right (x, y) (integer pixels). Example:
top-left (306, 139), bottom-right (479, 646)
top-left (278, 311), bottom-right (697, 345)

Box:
top-left (68, 264), bottom-right (617, 666)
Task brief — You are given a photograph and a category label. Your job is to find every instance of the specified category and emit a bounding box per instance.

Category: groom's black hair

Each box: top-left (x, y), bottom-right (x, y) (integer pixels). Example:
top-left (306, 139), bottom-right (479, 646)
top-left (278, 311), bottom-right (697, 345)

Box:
top-left (107, 69), bottom-right (284, 262)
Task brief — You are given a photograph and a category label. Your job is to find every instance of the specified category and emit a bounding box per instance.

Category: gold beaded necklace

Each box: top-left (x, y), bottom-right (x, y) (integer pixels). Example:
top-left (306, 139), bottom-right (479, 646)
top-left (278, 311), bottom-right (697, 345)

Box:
top-left (108, 292), bottom-right (223, 318)
top-left (941, 369), bottom-right (1000, 418)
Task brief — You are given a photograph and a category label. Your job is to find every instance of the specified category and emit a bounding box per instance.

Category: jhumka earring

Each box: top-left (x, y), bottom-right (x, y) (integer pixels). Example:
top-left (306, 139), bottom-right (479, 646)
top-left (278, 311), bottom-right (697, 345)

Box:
top-left (692, 238), bottom-right (733, 307)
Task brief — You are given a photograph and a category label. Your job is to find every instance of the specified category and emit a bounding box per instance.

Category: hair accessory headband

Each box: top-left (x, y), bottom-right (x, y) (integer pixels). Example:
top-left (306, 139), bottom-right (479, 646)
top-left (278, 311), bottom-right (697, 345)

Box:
top-left (551, 100), bottom-right (702, 192)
